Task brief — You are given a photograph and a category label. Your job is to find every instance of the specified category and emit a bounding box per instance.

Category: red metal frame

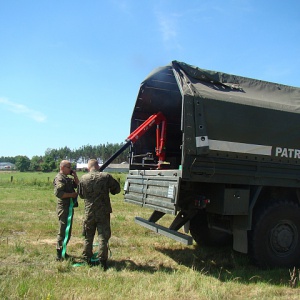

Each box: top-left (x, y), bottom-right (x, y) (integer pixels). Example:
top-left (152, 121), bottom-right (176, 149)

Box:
top-left (126, 112), bottom-right (167, 167)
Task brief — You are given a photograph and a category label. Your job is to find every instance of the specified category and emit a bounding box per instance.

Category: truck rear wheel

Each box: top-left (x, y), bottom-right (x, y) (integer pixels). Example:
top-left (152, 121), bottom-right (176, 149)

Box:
top-left (250, 201), bottom-right (300, 268)
top-left (190, 211), bottom-right (231, 246)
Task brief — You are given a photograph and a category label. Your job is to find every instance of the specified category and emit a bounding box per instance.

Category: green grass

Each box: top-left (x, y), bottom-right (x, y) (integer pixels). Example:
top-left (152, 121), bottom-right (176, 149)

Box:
top-left (0, 171), bottom-right (300, 299)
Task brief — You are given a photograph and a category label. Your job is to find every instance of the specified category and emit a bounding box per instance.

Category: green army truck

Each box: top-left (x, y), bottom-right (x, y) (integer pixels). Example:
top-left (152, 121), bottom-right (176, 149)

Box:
top-left (123, 60), bottom-right (300, 268)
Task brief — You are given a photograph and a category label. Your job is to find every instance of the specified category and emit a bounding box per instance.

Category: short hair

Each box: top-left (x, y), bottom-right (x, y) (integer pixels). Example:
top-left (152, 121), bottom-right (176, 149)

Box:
top-left (88, 159), bottom-right (99, 169)
top-left (60, 160), bottom-right (71, 168)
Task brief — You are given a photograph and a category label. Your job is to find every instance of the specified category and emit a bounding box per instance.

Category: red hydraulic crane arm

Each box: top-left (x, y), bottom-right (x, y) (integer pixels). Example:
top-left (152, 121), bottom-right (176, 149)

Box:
top-left (126, 111), bottom-right (167, 164)
top-left (99, 112), bottom-right (167, 171)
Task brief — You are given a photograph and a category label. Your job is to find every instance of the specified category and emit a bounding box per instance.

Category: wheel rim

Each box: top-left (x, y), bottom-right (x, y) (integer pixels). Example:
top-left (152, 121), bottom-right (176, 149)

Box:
top-left (269, 220), bottom-right (298, 257)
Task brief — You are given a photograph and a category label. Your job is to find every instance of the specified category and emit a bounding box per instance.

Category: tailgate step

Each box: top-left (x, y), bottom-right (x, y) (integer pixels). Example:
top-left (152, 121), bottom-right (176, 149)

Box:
top-left (135, 217), bottom-right (193, 245)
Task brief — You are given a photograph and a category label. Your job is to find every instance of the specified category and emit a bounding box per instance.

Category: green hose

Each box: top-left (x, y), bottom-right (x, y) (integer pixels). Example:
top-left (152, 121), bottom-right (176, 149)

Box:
top-left (61, 198), bottom-right (74, 259)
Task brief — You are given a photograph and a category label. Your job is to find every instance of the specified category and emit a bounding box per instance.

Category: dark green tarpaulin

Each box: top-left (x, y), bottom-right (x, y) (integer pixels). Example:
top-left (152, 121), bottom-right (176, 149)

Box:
top-left (173, 60), bottom-right (300, 113)
top-left (130, 61), bottom-right (300, 165)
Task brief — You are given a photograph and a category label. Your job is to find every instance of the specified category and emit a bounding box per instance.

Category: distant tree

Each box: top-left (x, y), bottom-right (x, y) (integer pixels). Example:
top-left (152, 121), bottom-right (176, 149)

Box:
top-left (58, 146), bottom-right (72, 161)
top-left (45, 148), bottom-right (60, 162)
top-left (72, 148), bottom-right (82, 162)
top-left (42, 155), bottom-right (57, 171)
top-left (40, 162), bottom-right (52, 172)
top-left (29, 155), bottom-right (43, 171)
top-left (9, 142), bottom-right (129, 172)
top-left (0, 156), bottom-right (16, 164)
top-left (15, 156), bottom-right (31, 172)
top-left (82, 145), bottom-right (94, 161)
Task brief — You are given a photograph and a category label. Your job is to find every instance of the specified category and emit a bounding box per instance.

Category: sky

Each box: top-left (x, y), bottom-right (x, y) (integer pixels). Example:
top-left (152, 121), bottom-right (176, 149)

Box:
top-left (0, 0), bottom-right (300, 158)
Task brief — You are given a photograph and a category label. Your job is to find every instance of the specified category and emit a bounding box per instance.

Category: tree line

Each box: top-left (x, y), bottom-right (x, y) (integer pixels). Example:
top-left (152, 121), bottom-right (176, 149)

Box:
top-left (0, 143), bottom-right (129, 172)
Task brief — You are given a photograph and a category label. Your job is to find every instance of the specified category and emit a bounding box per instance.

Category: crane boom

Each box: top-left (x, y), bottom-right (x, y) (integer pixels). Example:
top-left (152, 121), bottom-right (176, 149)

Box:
top-left (99, 112), bottom-right (167, 171)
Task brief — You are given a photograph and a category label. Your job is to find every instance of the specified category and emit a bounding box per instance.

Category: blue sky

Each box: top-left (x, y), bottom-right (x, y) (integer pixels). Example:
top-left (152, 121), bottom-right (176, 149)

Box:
top-left (1, 1), bottom-right (300, 158)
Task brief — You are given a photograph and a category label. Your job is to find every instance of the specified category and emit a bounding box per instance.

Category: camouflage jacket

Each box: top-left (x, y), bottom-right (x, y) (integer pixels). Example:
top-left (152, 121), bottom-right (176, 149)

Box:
top-left (53, 172), bottom-right (77, 206)
top-left (78, 170), bottom-right (120, 215)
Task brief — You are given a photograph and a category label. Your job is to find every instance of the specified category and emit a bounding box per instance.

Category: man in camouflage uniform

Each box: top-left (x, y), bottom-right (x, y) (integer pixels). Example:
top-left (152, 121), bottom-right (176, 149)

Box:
top-left (53, 160), bottom-right (79, 260)
top-left (78, 159), bottom-right (120, 270)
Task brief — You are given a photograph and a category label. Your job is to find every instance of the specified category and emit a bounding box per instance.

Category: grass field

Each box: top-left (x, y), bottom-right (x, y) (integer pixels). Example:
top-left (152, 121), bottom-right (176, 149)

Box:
top-left (0, 171), bottom-right (300, 299)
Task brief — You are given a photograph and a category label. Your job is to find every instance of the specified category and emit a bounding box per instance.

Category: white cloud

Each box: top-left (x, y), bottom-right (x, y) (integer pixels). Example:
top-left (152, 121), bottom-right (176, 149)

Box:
top-left (158, 14), bottom-right (177, 41)
top-left (0, 98), bottom-right (46, 122)
top-left (155, 11), bottom-right (182, 50)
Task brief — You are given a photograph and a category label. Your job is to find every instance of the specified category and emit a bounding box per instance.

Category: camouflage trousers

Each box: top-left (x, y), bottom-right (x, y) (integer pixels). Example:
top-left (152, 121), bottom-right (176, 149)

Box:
top-left (56, 205), bottom-right (74, 249)
top-left (82, 213), bottom-right (111, 261)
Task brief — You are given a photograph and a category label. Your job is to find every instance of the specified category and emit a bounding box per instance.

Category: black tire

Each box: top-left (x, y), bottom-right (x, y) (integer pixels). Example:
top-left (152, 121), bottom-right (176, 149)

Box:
top-left (249, 201), bottom-right (300, 268)
top-left (190, 211), bottom-right (232, 247)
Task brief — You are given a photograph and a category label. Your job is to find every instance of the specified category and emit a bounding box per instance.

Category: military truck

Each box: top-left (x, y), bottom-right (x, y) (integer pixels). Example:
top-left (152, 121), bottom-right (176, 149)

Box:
top-left (123, 60), bottom-right (300, 268)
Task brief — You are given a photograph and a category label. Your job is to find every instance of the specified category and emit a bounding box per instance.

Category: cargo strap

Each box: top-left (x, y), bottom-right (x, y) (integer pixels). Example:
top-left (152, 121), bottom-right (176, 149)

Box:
top-left (62, 198), bottom-right (74, 259)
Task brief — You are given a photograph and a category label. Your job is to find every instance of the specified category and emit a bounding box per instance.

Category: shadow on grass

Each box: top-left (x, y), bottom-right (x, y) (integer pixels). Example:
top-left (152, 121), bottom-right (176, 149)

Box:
top-left (110, 259), bottom-right (174, 273)
top-left (68, 247), bottom-right (294, 286)
top-left (70, 256), bottom-right (174, 273)
top-left (156, 245), bottom-right (293, 286)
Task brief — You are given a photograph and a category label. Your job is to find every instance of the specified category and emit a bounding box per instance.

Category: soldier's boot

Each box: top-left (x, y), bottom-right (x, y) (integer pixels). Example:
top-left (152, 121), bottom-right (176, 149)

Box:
top-left (86, 258), bottom-right (100, 267)
top-left (56, 248), bottom-right (62, 261)
top-left (56, 248), bottom-right (70, 261)
top-left (100, 260), bottom-right (108, 271)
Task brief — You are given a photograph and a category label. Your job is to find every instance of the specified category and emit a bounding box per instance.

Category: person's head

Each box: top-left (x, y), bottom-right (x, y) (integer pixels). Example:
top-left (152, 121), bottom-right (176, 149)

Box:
top-left (60, 160), bottom-right (72, 175)
top-left (87, 159), bottom-right (100, 171)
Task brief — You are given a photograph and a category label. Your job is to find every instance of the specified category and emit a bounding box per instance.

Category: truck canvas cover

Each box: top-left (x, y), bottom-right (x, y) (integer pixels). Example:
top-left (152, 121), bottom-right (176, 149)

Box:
top-left (174, 61), bottom-right (300, 162)
top-left (130, 61), bottom-right (300, 165)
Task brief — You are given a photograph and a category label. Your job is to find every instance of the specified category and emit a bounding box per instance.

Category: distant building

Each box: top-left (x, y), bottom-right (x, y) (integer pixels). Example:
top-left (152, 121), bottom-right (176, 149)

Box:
top-left (76, 162), bottom-right (129, 173)
top-left (0, 162), bottom-right (16, 170)
top-left (76, 163), bottom-right (88, 171)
